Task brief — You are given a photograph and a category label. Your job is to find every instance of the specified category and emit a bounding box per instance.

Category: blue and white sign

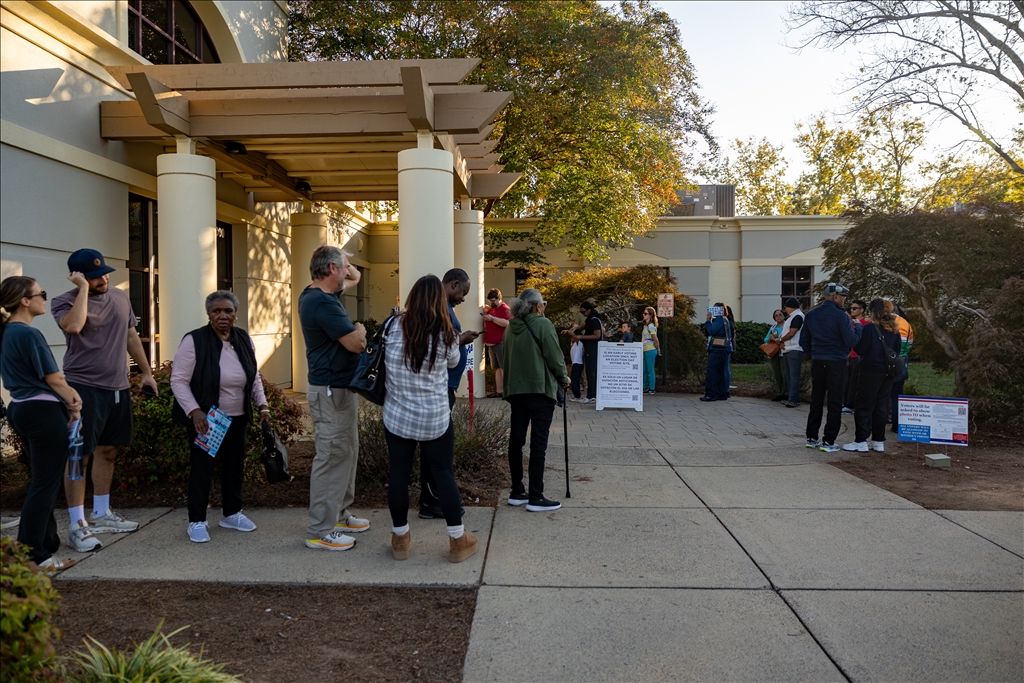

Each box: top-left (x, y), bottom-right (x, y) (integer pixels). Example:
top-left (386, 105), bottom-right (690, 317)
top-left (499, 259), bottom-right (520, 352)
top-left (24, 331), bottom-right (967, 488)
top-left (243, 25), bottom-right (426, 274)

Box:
top-left (897, 396), bottom-right (969, 446)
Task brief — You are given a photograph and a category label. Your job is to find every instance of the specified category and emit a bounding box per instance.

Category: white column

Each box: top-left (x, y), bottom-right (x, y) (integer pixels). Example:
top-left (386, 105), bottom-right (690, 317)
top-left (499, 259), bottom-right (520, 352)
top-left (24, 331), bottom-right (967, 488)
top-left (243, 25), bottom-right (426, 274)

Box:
top-left (156, 152), bottom-right (216, 358)
top-left (290, 211), bottom-right (329, 394)
top-left (454, 209), bottom-right (485, 397)
top-left (397, 139), bottom-right (454, 305)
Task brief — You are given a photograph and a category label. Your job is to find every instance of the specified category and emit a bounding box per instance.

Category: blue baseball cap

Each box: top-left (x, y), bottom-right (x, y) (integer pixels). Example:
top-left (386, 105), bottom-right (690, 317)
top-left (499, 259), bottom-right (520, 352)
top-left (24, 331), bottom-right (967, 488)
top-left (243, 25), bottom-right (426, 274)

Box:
top-left (68, 249), bottom-right (115, 279)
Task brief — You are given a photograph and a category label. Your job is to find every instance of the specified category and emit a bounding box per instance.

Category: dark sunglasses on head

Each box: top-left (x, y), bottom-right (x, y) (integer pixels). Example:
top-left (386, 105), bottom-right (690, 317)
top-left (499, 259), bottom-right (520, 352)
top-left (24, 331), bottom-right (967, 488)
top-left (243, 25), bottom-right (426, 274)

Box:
top-left (28, 291), bottom-right (48, 301)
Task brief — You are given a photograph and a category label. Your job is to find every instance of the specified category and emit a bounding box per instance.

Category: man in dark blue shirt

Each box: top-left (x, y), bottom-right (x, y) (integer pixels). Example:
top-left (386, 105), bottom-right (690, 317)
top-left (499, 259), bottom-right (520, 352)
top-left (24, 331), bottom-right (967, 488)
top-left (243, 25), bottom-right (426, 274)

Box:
top-left (298, 246), bottom-right (367, 551)
top-left (799, 283), bottom-right (862, 452)
top-left (417, 268), bottom-right (480, 520)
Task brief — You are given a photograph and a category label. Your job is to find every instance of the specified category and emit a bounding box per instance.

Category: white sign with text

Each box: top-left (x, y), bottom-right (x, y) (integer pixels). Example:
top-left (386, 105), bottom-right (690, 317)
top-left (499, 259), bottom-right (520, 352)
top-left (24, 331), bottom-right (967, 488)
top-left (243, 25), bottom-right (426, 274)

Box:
top-left (596, 341), bottom-right (644, 411)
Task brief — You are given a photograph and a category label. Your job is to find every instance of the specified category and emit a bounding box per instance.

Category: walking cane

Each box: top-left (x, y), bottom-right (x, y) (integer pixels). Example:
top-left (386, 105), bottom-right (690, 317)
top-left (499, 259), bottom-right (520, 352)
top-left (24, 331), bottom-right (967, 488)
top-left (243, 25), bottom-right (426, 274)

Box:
top-left (563, 395), bottom-right (571, 498)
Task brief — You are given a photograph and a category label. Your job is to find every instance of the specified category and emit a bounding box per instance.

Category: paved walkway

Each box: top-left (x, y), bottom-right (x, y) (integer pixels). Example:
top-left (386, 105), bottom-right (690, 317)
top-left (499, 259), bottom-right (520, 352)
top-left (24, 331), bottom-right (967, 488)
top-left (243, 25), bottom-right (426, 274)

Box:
top-left (18, 394), bottom-right (1024, 682)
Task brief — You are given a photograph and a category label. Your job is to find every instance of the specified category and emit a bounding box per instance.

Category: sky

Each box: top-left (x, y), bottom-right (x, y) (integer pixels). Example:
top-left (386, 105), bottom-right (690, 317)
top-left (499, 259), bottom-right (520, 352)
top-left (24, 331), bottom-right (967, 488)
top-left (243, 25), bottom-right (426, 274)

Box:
top-left (649, 0), bottom-right (1015, 181)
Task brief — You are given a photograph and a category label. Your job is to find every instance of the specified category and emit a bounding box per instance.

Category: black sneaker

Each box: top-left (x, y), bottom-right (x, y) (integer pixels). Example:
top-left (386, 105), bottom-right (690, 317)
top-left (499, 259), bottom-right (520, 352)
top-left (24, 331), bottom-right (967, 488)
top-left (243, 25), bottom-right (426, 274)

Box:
top-left (772, 394), bottom-right (786, 402)
top-left (526, 497), bottom-right (561, 512)
top-left (508, 492), bottom-right (529, 506)
top-left (418, 503), bottom-right (444, 519)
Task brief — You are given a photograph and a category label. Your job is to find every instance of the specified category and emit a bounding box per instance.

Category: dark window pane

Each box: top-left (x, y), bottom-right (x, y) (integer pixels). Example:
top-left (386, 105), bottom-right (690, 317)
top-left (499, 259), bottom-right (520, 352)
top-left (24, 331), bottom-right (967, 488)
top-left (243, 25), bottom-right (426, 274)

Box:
top-left (202, 32), bottom-right (218, 63)
top-left (142, 0), bottom-right (168, 29)
top-left (174, 0), bottom-right (198, 54)
top-left (796, 282), bottom-right (811, 296)
top-left (216, 221), bottom-right (233, 287)
top-left (128, 200), bottom-right (146, 267)
top-left (796, 267), bottom-right (812, 281)
top-left (175, 49), bottom-right (198, 64)
top-left (142, 25), bottom-right (170, 64)
top-left (129, 270), bottom-right (148, 334)
top-left (128, 15), bottom-right (137, 53)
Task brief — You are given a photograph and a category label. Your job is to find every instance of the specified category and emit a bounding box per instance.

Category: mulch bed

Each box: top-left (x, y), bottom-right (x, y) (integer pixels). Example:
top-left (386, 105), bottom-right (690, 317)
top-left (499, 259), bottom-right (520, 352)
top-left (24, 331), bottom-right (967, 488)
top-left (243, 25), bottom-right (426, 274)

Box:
top-left (53, 581), bottom-right (476, 683)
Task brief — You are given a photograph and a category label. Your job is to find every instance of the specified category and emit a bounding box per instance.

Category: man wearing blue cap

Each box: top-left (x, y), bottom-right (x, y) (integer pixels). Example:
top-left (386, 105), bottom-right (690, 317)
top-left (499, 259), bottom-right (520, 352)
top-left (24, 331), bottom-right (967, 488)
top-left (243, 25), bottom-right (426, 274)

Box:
top-left (51, 249), bottom-right (157, 552)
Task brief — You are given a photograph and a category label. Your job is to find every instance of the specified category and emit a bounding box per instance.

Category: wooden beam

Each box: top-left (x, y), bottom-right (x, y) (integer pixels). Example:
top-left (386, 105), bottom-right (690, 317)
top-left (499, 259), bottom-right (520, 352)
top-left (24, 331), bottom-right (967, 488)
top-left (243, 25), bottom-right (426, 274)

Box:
top-left (125, 72), bottom-right (189, 136)
top-left (101, 91), bottom-right (513, 138)
top-left (452, 126), bottom-right (495, 144)
top-left (202, 140), bottom-right (311, 200)
top-left (179, 84), bottom-right (487, 101)
top-left (457, 140), bottom-right (498, 157)
top-left (401, 66), bottom-right (434, 131)
top-left (435, 134), bottom-right (471, 197)
top-left (106, 59), bottom-right (482, 91)
top-left (472, 165), bottom-right (505, 174)
top-left (286, 170), bottom-right (398, 178)
top-left (466, 154), bottom-right (500, 170)
top-left (470, 173), bottom-right (522, 199)
top-left (434, 92), bottom-right (511, 133)
top-left (266, 151), bottom-right (402, 160)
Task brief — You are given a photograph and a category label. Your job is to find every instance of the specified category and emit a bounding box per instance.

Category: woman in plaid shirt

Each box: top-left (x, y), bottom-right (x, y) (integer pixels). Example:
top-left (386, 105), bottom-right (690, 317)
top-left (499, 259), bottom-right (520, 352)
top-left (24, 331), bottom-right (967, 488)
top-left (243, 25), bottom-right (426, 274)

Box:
top-left (383, 275), bottom-right (478, 564)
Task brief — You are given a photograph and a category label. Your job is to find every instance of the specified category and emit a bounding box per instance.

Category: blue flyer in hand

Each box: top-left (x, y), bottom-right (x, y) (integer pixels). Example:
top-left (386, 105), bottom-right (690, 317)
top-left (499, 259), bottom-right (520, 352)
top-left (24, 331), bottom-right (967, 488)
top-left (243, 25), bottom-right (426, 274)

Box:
top-left (194, 406), bottom-right (232, 457)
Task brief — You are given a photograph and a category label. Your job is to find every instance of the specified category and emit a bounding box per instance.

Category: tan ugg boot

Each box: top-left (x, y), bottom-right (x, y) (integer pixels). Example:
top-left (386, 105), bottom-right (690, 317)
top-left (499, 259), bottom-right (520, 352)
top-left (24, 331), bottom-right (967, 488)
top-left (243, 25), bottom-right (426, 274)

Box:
top-left (391, 531), bottom-right (411, 560)
top-left (448, 532), bottom-right (478, 563)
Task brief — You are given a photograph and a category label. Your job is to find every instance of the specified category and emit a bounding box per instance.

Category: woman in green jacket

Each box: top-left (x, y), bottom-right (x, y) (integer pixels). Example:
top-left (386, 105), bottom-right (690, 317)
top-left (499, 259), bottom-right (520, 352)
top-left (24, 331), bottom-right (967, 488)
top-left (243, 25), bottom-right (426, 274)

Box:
top-left (502, 288), bottom-right (569, 512)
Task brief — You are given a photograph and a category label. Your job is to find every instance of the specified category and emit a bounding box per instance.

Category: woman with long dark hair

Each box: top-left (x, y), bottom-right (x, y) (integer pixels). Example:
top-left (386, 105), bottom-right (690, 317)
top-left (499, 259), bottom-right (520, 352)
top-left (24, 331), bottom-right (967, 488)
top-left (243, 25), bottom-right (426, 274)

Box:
top-left (701, 302), bottom-right (734, 402)
top-left (843, 298), bottom-right (902, 453)
top-left (641, 306), bottom-right (661, 394)
top-left (0, 276), bottom-right (82, 570)
top-left (765, 309), bottom-right (788, 401)
top-left (383, 275), bottom-right (476, 563)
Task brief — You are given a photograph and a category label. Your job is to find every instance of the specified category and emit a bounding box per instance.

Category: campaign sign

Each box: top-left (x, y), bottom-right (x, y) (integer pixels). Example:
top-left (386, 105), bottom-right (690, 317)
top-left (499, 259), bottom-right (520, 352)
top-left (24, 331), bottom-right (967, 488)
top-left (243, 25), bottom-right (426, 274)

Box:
top-left (897, 396), bottom-right (969, 446)
top-left (596, 341), bottom-right (644, 412)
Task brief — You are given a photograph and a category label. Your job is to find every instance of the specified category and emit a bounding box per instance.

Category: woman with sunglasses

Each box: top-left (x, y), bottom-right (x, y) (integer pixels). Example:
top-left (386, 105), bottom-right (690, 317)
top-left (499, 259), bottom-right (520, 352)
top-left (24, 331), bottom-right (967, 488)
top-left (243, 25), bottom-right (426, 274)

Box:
top-left (0, 277), bottom-right (82, 570)
top-left (843, 300), bottom-right (867, 414)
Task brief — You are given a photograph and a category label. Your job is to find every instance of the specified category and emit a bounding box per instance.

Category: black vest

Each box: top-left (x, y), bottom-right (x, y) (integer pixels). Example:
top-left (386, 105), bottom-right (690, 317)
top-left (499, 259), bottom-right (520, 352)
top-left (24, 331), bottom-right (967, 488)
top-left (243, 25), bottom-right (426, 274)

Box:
top-left (172, 324), bottom-right (258, 428)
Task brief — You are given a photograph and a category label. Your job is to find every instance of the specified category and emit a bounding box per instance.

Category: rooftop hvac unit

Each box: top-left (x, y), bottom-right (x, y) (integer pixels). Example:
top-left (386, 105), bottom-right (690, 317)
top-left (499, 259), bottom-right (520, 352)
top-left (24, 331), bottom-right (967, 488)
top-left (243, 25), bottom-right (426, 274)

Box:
top-left (669, 184), bottom-right (735, 217)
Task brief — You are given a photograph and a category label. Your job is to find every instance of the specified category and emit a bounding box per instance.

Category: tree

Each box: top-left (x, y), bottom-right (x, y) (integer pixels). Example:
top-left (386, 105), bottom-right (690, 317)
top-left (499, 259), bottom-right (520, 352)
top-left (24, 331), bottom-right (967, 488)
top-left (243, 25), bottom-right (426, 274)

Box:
top-left (857, 107), bottom-right (926, 211)
top-left (918, 149), bottom-right (1024, 209)
top-left (524, 264), bottom-right (706, 378)
top-left (791, 116), bottom-right (867, 214)
top-left (289, 1), bottom-right (716, 262)
top-left (787, 1), bottom-right (1024, 175)
top-left (820, 202), bottom-right (1024, 389)
top-left (720, 137), bottom-right (793, 215)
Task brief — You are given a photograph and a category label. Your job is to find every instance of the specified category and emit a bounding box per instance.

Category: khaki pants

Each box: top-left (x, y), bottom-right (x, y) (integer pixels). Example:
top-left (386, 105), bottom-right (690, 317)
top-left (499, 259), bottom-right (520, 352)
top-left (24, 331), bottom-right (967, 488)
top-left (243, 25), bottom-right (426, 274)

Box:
top-left (306, 386), bottom-right (359, 538)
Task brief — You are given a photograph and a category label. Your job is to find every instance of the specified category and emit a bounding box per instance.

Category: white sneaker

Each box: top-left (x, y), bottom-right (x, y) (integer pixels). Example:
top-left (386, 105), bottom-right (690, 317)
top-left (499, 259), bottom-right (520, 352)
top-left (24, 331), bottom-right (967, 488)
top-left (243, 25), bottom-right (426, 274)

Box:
top-left (306, 529), bottom-right (356, 551)
top-left (580, 398), bottom-right (594, 404)
top-left (89, 508), bottom-right (138, 533)
top-left (870, 440), bottom-right (885, 452)
top-left (188, 521), bottom-right (210, 543)
top-left (334, 515), bottom-right (370, 533)
top-left (219, 512), bottom-right (256, 532)
top-left (69, 520), bottom-right (102, 552)
top-left (843, 442), bottom-right (869, 452)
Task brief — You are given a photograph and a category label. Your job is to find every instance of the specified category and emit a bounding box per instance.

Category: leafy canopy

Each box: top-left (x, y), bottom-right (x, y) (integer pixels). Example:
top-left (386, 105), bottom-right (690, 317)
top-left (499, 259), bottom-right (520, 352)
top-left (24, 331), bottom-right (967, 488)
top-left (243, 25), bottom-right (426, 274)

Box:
top-left (289, 0), bottom-right (715, 262)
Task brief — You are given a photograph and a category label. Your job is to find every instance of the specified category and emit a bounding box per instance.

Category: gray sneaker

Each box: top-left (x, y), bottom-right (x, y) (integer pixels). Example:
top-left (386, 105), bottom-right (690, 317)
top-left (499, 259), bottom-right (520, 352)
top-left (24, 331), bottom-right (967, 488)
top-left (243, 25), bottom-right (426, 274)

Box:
top-left (69, 520), bottom-right (103, 552)
top-left (819, 442), bottom-right (841, 453)
top-left (805, 438), bottom-right (819, 449)
top-left (89, 508), bottom-right (139, 534)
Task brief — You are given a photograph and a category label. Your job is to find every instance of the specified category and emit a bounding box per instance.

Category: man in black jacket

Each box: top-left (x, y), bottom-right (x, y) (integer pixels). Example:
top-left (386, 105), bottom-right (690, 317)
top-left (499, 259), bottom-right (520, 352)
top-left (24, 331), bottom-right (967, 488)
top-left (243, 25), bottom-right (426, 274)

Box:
top-left (799, 283), bottom-right (862, 452)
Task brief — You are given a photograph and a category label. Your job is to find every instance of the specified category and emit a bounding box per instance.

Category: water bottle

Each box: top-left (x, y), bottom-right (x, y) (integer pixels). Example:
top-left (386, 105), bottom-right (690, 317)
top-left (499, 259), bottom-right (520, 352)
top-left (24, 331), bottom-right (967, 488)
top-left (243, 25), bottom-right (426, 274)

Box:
top-left (67, 421), bottom-right (84, 481)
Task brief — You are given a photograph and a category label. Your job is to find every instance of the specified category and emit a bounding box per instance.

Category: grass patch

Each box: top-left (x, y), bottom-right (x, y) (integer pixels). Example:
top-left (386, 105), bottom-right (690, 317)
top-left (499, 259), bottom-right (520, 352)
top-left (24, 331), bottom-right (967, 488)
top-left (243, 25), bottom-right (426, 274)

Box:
top-left (728, 364), bottom-right (772, 385)
top-left (904, 363), bottom-right (956, 397)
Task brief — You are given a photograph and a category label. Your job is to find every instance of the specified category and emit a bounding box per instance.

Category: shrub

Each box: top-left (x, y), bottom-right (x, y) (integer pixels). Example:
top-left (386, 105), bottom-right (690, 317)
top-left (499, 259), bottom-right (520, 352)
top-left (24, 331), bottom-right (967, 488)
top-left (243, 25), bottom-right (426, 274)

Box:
top-left (65, 622), bottom-right (240, 683)
top-left (356, 399), bottom-right (510, 490)
top-left (1, 537), bottom-right (62, 682)
top-left (116, 363), bottom-right (305, 487)
top-left (732, 321), bottom-right (772, 365)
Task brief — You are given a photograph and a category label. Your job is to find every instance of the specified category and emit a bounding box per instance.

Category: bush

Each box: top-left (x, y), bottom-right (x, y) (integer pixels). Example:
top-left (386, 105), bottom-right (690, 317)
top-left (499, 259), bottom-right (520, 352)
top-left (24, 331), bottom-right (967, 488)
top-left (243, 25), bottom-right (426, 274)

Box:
top-left (732, 321), bottom-right (772, 365)
top-left (116, 363), bottom-right (305, 487)
top-left (356, 399), bottom-right (510, 490)
top-left (1, 537), bottom-right (62, 682)
top-left (65, 622), bottom-right (240, 683)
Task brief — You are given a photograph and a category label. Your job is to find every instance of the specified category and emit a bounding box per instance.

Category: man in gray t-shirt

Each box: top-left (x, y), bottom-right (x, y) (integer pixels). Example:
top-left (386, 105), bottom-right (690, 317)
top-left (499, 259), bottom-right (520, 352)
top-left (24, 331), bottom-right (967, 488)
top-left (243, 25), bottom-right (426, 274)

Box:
top-left (51, 249), bottom-right (157, 553)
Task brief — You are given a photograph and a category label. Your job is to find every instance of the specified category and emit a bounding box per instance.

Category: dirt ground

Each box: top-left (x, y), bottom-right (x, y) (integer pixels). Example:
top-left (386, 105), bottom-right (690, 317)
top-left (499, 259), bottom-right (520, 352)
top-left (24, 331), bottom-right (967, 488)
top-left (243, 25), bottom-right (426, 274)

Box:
top-left (831, 430), bottom-right (1023, 511)
top-left (53, 581), bottom-right (475, 683)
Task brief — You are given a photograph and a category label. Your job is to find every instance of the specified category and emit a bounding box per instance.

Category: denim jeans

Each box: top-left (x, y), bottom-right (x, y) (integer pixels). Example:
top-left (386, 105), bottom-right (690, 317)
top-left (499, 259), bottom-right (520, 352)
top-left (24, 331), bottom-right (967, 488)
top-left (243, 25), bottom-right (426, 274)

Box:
top-left (806, 359), bottom-right (847, 445)
top-left (704, 349), bottom-right (730, 400)
top-left (784, 351), bottom-right (803, 403)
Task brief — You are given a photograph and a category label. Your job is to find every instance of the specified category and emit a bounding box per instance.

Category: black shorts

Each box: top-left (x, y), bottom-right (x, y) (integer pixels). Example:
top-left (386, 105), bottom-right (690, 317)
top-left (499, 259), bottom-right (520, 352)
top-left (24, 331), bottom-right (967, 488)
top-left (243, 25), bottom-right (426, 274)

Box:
top-left (69, 383), bottom-right (133, 453)
top-left (486, 343), bottom-right (504, 370)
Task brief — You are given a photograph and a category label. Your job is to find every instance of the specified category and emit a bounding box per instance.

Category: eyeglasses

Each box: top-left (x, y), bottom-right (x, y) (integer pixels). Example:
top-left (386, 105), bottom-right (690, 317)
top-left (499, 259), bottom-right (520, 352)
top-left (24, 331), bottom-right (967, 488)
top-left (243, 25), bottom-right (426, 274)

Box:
top-left (850, 306), bottom-right (863, 311)
top-left (28, 291), bottom-right (47, 301)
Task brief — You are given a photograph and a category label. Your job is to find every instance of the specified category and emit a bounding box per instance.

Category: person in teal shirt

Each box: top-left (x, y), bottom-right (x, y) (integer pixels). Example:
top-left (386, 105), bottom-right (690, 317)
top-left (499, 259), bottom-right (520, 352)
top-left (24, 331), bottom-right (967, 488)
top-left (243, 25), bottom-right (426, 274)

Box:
top-left (641, 306), bottom-right (661, 394)
top-left (764, 309), bottom-right (787, 401)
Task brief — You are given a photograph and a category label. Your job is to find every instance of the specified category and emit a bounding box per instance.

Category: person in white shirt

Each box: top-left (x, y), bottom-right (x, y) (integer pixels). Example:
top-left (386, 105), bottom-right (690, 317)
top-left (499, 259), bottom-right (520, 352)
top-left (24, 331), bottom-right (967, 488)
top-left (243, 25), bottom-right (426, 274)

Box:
top-left (383, 275), bottom-right (478, 564)
top-left (779, 298), bottom-right (805, 407)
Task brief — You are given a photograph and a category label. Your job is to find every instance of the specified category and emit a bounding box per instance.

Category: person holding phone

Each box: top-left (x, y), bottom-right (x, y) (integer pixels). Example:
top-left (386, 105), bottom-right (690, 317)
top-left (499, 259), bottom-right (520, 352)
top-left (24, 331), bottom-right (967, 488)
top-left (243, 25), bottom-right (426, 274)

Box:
top-left (481, 289), bottom-right (511, 398)
top-left (701, 303), bottom-right (733, 401)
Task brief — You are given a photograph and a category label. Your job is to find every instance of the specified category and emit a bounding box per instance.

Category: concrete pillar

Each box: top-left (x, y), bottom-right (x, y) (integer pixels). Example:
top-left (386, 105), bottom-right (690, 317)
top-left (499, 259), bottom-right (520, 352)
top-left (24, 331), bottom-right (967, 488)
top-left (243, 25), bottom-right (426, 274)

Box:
top-left (156, 152), bottom-right (216, 357)
top-left (397, 143), bottom-right (454, 305)
top-left (454, 209), bottom-right (485, 397)
top-left (290, 211), bottom-right (329, 394)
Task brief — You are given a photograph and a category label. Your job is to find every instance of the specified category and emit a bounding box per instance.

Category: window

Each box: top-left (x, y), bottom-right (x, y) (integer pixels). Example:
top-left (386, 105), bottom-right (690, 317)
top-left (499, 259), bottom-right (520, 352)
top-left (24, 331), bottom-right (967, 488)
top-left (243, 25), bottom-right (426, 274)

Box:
top-left (216, 221), bottom-right (233, 292)
top-left (127, 1), bottom-right (219, 64)
top-left (514, 268), bottom-right (530, 295)
top-left (782, 267), bottom-right (813, 310)
top-left (128, 194), bottom-right (159, 365)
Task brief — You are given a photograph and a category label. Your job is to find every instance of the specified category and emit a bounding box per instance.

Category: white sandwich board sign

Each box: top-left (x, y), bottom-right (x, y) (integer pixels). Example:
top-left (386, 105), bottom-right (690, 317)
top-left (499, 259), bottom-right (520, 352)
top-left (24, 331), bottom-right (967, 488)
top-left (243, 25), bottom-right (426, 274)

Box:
top-left (596, 341), bottom-right (644, 411)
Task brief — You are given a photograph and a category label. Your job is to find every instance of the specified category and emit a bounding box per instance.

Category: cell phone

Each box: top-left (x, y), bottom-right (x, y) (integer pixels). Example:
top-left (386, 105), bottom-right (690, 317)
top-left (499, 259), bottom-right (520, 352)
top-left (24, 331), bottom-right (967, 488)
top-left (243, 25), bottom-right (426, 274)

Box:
top-left (708, 306), bottom-right (725, 317)
top-left (141, 384), bottom-right (157, 397)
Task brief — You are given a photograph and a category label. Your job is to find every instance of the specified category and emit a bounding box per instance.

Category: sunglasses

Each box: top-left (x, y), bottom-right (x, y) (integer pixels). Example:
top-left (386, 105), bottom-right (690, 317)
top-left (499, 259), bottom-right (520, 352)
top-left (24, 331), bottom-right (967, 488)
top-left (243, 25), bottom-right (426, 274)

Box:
top-left (850, 306), bottom-right (863, 311)
top-left (28, 291), bottom-right (48, 301)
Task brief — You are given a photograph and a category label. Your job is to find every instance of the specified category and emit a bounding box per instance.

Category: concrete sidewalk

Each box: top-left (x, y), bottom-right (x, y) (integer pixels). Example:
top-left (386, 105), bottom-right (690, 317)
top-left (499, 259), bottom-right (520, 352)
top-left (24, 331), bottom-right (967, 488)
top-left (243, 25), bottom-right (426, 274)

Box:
top-left (12, 393), bottom-right (1022, 682)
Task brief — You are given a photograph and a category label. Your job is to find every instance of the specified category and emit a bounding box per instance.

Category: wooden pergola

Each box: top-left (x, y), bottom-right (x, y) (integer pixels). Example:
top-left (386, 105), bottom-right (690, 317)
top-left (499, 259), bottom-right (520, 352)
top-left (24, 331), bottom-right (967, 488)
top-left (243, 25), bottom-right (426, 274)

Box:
top-left (100, 58), bottom-right (521, 202)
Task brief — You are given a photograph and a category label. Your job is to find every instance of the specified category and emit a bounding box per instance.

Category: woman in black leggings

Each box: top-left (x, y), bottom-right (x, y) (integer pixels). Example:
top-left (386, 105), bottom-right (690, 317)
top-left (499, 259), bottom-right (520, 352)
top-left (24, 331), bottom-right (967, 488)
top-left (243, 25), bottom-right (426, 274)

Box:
top-left (1, 276), bottom-right (83, 570)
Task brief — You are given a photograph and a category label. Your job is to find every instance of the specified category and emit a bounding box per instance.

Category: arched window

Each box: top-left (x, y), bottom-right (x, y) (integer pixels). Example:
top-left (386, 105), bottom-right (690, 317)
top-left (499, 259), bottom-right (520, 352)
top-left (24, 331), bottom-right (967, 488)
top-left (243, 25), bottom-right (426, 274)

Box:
top-left (127, 1), bottom-right (219, 64)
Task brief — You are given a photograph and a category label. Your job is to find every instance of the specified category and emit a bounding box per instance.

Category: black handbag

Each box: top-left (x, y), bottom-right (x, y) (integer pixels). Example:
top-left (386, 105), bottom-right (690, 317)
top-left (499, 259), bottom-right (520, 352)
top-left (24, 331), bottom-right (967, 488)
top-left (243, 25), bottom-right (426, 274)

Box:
top-left (260, 422), bottom-right (291, 483)
top-left (521, 316), bottom-right (566, 407)
top-left (875, 323), bottom-right (905, 379)
top-left (348, 315), bottom-right (397, 405)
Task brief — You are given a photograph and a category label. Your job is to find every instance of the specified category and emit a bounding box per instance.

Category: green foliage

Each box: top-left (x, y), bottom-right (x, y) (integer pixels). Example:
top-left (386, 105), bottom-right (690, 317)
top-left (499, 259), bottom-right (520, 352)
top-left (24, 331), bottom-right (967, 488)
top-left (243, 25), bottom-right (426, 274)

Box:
top-left (1, 538), bottom-right (61, 682)
top-left (483, 227), bottom-right (548, 269)
top-left (718, 137), bottom-right (792, 215)
top-left (355, 317), bottom-right (380, 340)
top-left (116, 363), bottom-right (305, 487)
top-left (902, 364), bottom-right (956, 398)
top-left (65, 622), bottom-right (240, 683)
top-left (732, 322), bottom-right (772, 365)
top-left (356, 400), bottom-right (510, 490)
top-left (288, 0), bottom-right (715, 261)
top-left (525, 264), bottom-right (706, 378)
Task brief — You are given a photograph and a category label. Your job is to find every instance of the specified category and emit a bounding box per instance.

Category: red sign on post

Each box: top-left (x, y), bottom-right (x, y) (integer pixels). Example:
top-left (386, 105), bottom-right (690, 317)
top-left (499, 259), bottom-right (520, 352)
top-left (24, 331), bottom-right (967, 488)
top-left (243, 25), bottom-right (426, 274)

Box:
top-left (657, 293), bottom-right (674, 318)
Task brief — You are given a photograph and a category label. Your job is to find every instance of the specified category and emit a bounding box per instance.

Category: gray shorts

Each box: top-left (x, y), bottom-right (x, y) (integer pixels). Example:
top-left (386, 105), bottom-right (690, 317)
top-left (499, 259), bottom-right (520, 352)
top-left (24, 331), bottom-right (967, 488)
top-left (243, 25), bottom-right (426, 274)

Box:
top-left (486, 343), bottom-right (504, 370)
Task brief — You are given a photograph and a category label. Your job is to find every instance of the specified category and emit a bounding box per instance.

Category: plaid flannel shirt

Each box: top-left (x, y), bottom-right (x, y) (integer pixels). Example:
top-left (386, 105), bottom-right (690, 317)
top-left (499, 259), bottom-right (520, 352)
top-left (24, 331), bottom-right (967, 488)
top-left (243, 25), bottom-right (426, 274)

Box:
top-left (383, 318), bottom-right (460, 441)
